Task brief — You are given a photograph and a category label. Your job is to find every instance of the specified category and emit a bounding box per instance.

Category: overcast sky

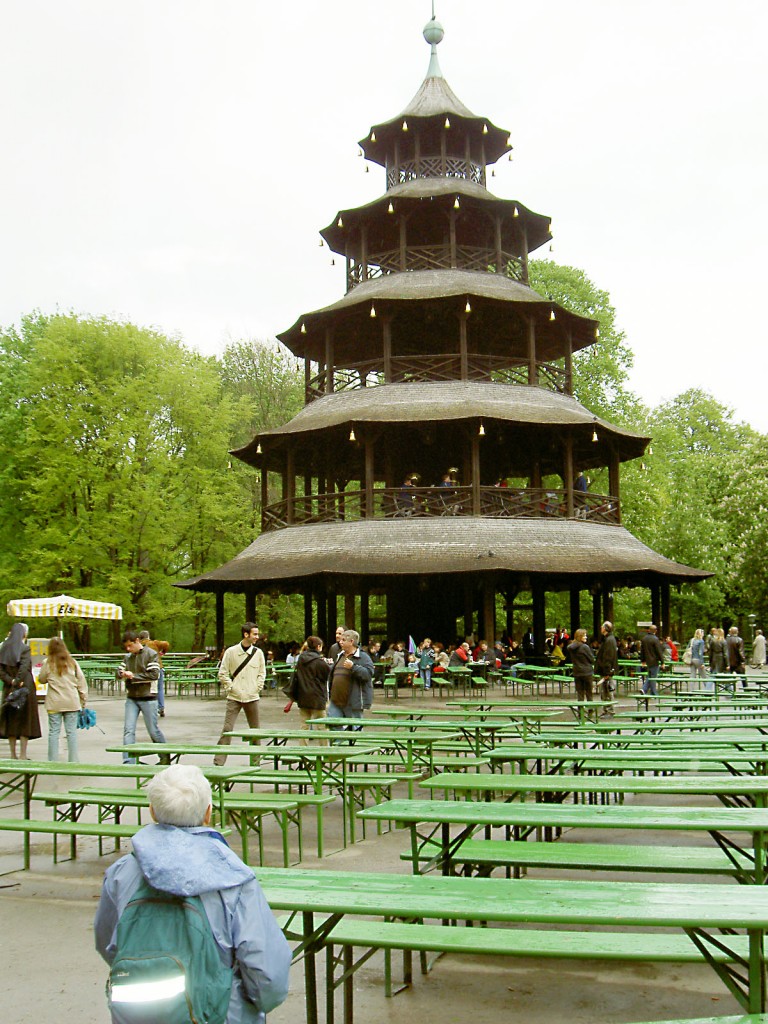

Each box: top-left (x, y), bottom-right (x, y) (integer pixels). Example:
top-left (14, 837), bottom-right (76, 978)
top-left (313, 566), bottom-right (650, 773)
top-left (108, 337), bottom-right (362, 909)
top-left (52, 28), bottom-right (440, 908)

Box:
top-left (2, 1), bottom-right (766, 432)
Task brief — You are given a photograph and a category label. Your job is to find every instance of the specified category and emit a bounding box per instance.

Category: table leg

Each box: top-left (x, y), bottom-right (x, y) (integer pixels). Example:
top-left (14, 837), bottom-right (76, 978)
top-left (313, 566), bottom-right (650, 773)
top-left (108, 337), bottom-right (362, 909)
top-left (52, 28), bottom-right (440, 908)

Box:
top-left (304, 910), bottom-right (318, 1024)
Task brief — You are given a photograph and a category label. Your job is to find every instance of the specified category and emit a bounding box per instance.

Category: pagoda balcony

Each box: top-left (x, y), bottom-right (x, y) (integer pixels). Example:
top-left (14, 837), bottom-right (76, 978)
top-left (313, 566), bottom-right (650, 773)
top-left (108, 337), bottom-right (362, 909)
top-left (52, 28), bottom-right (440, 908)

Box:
top-left (347, 245), bottom-right (525, 290)
top-left (262, 486), bottom-right (620, 532)
top-left (386, 157), bottom-right (484, 188)
top-left (306, 354), bottom-right (568, 400)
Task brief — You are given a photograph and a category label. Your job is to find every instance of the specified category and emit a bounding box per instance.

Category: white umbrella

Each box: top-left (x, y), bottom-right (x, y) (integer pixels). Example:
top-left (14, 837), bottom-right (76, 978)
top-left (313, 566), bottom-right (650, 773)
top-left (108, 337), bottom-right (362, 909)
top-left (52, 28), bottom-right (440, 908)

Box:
top-left (7, 594), bottom-right (123, 620)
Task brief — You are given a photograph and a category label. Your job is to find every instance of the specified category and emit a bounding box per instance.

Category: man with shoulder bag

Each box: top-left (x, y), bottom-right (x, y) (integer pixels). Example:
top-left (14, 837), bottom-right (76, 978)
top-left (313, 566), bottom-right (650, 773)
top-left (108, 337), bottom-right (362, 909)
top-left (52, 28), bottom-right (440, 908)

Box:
top-left (214, 623), bottom-right (265, 764)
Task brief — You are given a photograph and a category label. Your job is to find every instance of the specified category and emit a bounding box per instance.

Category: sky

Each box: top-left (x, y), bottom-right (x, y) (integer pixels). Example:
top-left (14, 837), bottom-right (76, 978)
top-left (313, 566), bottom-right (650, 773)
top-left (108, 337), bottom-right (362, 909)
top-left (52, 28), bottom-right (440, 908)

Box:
top-left (1, 0), bottom-right (767, 433)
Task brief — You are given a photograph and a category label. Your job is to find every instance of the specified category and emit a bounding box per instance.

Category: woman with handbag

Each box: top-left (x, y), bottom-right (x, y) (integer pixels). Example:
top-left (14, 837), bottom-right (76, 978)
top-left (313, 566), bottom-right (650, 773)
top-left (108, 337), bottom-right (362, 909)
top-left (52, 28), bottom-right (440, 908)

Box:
top-left (0, 622), bottom-right (42, 759)
top-left (38, 637), bottom-right (88, 761)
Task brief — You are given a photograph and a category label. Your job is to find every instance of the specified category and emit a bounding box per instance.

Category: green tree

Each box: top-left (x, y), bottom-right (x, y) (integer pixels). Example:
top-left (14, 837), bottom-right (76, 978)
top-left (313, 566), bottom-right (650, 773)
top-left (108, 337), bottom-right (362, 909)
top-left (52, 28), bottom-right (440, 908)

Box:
top-left (0, 313), bottom-right (241, 649)
top-left (528, 260), bottom-right (640, 423)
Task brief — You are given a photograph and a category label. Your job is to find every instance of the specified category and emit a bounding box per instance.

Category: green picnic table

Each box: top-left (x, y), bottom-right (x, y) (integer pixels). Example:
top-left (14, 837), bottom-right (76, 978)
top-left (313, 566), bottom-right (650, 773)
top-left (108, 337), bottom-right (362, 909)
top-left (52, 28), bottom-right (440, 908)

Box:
top-left (256, 865), bottom-right (768, 1020)
top-left (358, 796), bottom-right (768, 884)
top-left (488, 742), bottom-right (768, 776)
top-left (0, 758), bottom-right (260, 868)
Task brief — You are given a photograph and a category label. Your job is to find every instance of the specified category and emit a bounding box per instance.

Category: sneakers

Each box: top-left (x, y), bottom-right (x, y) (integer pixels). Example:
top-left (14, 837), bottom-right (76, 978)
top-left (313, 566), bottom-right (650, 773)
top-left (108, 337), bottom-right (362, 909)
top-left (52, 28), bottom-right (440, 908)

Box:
top-left (159, 708), bottom-right (165, 717)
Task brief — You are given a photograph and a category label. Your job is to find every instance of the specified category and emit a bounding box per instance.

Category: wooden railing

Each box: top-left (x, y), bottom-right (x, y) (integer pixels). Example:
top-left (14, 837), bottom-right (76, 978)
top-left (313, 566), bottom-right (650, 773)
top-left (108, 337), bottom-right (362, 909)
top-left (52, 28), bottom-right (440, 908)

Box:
top-left (387, 157), bottom-right (484, 188)
top-left (347, 245), bottom-right (524, 288)
top-left (262, 486), bottom-right (621, 532)
top-left (305, 355), bottom-right (567, 400)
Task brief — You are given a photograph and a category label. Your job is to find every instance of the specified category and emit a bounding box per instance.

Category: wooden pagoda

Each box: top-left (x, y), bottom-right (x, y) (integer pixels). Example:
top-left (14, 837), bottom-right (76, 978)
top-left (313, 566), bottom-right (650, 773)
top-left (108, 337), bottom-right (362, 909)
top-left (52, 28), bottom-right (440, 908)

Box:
top-left (180, 16), bottom-right (710, 652)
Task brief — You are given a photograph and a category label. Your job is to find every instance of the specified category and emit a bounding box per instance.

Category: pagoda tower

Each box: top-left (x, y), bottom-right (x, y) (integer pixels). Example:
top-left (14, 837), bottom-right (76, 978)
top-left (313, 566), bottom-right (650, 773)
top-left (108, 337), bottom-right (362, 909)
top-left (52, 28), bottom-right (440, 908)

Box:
top-left (182, 16), bottom-right (709, 652)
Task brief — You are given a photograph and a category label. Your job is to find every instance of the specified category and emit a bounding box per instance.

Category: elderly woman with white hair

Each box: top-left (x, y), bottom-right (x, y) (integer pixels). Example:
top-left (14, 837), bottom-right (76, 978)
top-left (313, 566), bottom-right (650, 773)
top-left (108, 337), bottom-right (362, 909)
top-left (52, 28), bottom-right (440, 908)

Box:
top-left (94, 764), bottom-right (291, 1023)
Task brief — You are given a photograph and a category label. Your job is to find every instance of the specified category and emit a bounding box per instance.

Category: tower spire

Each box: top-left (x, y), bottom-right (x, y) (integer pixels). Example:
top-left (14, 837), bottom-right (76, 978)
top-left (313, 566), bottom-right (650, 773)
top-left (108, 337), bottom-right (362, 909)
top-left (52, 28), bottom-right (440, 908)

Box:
top-left (423, 7), bottom-right (444, 79)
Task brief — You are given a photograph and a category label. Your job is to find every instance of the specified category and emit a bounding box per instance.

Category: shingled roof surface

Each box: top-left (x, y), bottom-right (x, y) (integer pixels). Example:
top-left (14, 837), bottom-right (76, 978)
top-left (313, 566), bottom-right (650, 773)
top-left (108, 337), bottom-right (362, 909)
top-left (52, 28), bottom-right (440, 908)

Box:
top-left (242, 382), bottom-right (649, 442)
top-left (178, 519), bottom-right (710, 589)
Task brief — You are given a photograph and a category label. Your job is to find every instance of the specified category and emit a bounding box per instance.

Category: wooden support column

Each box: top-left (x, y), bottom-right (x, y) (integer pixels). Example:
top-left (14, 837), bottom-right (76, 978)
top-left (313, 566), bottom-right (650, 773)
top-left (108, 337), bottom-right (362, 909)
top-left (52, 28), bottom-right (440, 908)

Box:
top-left (609, 449), bottom-right (621, 523)
top-left (651, 584), bottom-right (661, 629)
top-left (364, 438), bottom-right (374, 519)
top-left (449, 209), bottom-right (457, 268)
top-left (245, 591), bottom-right (256, 624)
top-left (260, 468), bottom-right (268, 531)
top-left (471, 429), bottom-right (481, 515)
top-left (527, 316), bottom-right (537, 386)
top-left (459, 310), bottom-right (469, 380)
top-left (304, 357), bottom-right (311, 400)
top-left (303, 587), bottom-right (313, 639)
top-left (361, 224), bottom-right (368, 283)
top-left (564, 435), bottom-right (574, 518)
top-left (414, 133), bottom-right (421, 176)
top-left (602, 586), bottom-right (614, 625)
top-left (564, 328), bottom-right (573, 395)
top-left (569, 584), bottom-right (581, 636)
top-left (591, 586), bottom-right (602, 640)
top-left (463, 581), bottom-right (474, 641)
top-left (361, 587), bottom-right (370, 645)
top-left (382, 316), bottom-right (392, 383)
top-left (481, 579), bottom-right (496, 642)
top-left (399, 215), bottom-right (407, 271)
top-left (285, 446), bottom-right (295, 526)
top-left (530, 455), bottom-right (542, 490)
top-left (324, 329), bottom-right (334, 395)
top-left (317, 585), bottom-right (327, 643)
top-left (494, 216), bottom-right (503, 275)
top-left (661, 581), bottom-right (671, 640)
top-left (344, 593), bottom-right (356, 631)
top-left (520, 222), bottom-right (529, 284)
top-left (326, 591), bottom-right (338, 639)
top-left (215, 591), bottom-right (224, 656)
top-left (532, 579), bottom-right (546, 657)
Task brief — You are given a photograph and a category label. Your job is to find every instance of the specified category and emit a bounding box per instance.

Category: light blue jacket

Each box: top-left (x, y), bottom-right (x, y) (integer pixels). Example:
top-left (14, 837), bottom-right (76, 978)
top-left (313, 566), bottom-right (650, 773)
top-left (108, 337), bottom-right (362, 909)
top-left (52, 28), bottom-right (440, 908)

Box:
top-left (94, 823), bottom-right (291, 1023)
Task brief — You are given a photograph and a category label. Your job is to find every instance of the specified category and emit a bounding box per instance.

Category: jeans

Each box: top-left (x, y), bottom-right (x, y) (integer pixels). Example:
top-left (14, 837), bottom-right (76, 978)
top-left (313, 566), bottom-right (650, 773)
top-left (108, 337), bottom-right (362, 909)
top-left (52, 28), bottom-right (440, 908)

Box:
top-left (123, 698), bottom-right (167, 762)
top-left (643, 664), bottom-right (660, 695)
top-left (48, 710), bottom-right (79, 762)
top-left (157, 667), bottom-right (165, 712)
top-left (327, 700), bottom-right (363, 732)
top-left (419, 667), bottom-right (432, 689)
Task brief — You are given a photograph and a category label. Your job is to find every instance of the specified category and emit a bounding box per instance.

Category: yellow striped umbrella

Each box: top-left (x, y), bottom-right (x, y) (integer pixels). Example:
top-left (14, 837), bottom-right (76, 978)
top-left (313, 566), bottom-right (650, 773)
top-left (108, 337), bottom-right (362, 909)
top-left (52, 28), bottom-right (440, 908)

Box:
top-left (6, 594), bottom-right (123, 620)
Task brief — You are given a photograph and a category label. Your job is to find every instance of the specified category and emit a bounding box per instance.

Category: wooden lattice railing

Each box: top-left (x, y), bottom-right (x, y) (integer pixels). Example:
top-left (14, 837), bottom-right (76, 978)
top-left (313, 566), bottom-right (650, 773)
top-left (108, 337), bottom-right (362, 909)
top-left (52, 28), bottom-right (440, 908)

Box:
top-left (347, 245), bottom-right (524, 288)
top-left (262, 486), bottom-right (620, 532)
top-left (305, 356), bottom-right (567, 399)
top-left (386, 158), bottom-right (484, 188)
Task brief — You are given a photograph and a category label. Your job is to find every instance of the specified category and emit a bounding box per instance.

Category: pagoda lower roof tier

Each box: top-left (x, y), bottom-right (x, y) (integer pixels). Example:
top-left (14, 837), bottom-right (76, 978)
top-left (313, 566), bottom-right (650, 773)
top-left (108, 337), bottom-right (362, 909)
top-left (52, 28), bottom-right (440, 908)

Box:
top-left (278, 269), bottom-right (597, 358)
top-left (232, 381), bottom-right (649, 467)
top-left (176, 519), bottom-right (712, 592)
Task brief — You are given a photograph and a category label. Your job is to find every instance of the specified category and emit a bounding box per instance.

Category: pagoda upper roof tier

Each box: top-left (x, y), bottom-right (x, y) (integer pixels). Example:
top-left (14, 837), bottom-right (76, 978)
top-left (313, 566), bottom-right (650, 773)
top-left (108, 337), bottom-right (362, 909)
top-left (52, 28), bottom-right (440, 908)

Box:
top-left (176, 518), bottom-right (712, 591)
top-left (232, 381), bottom-right (648, 466)
top-left (278, 269), bottom-right (597, 359)
top-left (360, 75), bottom-right (511, 168)
top-left (320, 177), bottom-right (551, 256)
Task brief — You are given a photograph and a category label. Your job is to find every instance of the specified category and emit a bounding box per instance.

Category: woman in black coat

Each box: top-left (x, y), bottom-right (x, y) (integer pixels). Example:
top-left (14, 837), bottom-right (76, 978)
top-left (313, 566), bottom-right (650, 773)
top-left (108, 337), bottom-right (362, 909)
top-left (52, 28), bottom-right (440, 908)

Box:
top-left (292, 636), bottom-right (331, 736)
top-left (0, 622), bottom-right (42, 758)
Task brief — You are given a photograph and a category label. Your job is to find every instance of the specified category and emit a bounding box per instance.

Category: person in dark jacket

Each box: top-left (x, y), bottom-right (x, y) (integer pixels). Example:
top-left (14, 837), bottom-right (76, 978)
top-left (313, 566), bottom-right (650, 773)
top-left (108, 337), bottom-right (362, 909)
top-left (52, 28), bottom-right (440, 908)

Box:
top-left (292, 636), bottom-right (330, 737)
top-left (0, 622), bottom-right (42, 758)
top-left (328, 629), bottom-right (374, 731)
top-left (567, 629), bottom-right (594, 701)
top-left (727, 626), bottom-right (747, 687)
top-left (595, 621), bottom-right (618, 714)
top-left (640, 624), bottom-right (666, 696)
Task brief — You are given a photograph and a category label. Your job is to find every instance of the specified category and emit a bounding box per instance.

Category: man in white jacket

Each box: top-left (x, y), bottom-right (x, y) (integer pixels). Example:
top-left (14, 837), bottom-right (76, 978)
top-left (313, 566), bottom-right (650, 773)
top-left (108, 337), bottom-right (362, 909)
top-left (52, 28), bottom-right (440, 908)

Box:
top-left (214, 622), bottom-right (266, 765)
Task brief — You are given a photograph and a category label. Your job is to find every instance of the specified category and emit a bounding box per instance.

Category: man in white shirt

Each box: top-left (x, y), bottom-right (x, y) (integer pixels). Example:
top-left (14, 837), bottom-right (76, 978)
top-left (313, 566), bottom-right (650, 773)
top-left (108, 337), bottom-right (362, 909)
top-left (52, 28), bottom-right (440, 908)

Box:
top-left (214, 622), bottom-right (266, 765)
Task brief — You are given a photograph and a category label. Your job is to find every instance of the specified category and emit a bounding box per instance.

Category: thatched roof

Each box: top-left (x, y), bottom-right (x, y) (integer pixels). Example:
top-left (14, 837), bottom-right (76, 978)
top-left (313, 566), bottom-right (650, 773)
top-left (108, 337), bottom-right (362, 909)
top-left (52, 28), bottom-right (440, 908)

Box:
top-left (320, 180), bottom-right (551, 256)
top-left (176, 518), bottom-right (712, 592)
top-left (278, 269), bottom-right (596, 357)
top-left (232, 382), bottom-right (649, 465)
top-left (360, 76), bottom-right (511, 167)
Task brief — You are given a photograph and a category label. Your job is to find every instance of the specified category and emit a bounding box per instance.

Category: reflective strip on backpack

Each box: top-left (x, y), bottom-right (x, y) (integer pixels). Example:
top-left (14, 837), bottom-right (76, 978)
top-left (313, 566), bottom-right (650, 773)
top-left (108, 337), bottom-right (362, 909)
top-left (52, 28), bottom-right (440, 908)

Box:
top-left (110, 972), bottom-right (186, 1003)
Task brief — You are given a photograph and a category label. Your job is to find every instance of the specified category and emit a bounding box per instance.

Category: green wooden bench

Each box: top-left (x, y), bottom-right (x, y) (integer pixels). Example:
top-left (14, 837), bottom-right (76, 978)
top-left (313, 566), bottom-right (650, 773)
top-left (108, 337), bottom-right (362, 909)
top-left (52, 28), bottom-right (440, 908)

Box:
top-left (321, 918), bottom-right (754, 1024)
top-left (399, 838), bottom-right (755, 879)
top-left (0, 816), bottom-right (140, 871)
